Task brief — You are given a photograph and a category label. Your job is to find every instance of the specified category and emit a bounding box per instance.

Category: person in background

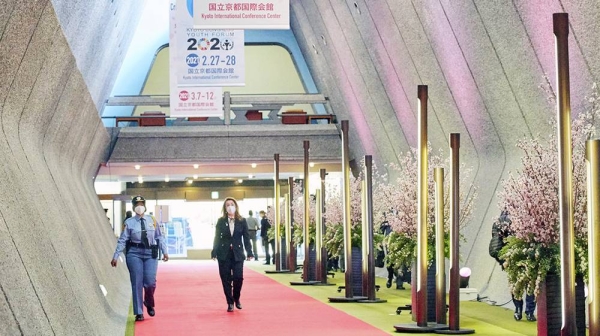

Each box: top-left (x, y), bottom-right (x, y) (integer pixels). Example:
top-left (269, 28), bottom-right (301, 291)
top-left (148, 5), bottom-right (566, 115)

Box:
top-left (380, 212), bottom-right (406, 289)
top-left (246, 210), bottom-right (259, 260)
top-left (259, 210), bottom-right (272, 265)
top-left (212, 197), bottom-right (254, 312)
top-left (490, 209), bottom-right (536, 322)
top-left (111, 196), bottom-right (169, 322)
top-left (122, 210), bottom-right (133, 232)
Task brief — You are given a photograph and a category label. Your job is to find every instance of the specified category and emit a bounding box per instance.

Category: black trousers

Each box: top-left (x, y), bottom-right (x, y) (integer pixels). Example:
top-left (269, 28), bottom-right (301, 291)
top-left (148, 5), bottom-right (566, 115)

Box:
top-left (249, 231), bottom-right (258, 258)
top-left (263, 239), bottom-right (275, 263)
top-left (217, 249), bottom-right (244, 304)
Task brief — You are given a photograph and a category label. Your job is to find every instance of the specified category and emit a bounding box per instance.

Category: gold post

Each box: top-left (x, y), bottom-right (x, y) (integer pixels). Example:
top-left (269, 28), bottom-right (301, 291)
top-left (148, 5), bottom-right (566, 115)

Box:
top-left (361, 178), bottom-right (368, 296)
top-left (303, 140), bottom-right (311, 282)
top-left (416, 85), bottom-right (429, 326)
top-left (341, 120), bottom-right (353, 297)
top-left (364, 155), bottom-right (376, 300)
top-left (320, 169), bottom-right (328, 283)
top-left (288, 177), bottom-right (296, 271)
top-left (554, 13), bottom-right (577, 336)
top-left (285, 193), bottom-right (291, 270)
top-left (587, 140), bottom-right (600, 336)
top-left (449, 134), bottom-right (460, 330)
top-left (315, 189), bottom-right (322, 282)
top-left (434, 167), bottom-right (446, 325)
top-left (274, 154), bottom-right (281, 270)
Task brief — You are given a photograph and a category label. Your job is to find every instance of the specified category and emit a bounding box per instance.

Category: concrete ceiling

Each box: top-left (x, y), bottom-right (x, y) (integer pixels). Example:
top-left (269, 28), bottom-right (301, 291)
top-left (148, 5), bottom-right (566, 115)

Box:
top-left (96, 160), bottom-right (342, 183)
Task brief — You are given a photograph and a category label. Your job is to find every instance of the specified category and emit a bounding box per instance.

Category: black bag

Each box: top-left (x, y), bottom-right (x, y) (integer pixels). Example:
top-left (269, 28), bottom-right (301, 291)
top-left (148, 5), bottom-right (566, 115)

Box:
top-left (375, 250), bottom-right (385, 268)
top-left (488, 223), bottom-right (504, 259)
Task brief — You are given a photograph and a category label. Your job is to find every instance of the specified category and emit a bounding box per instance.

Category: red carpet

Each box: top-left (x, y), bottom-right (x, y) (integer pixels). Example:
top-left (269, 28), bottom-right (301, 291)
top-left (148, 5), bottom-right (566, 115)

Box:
top-left (134, 260), bottom-right (387, 336)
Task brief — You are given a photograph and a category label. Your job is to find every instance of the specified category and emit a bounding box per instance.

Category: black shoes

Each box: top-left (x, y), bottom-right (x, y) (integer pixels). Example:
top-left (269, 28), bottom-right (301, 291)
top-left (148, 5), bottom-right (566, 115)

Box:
top-left (227, 304), bottom-right (234, 312)
top-left (235, 301), bottom-right (242, 310)
top-left (526, 313), bottom-right (536, 322)
top-left (135, 314), bottom-right (144, 321)
top-left (144, 301), bottom-right (155, 316)
top-left (386, 280), bottom-right (392, 288)
top-left (514, 307), bottom-right (522, 321)
top-left (396, 285), bottom-right (406, 290)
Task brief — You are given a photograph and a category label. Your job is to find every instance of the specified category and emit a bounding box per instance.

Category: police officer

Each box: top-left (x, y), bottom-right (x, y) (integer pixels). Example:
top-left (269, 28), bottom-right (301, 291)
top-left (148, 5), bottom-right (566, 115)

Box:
top-left (111, 196), bottom-right (169, 321)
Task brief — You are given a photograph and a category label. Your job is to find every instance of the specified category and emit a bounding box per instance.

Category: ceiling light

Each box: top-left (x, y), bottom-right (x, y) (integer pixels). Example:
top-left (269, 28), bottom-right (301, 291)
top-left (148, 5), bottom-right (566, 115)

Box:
top-left (165, 176), bottom-right (170, 182)
top-left (211, 191), bottom-right (219, 199)
top-left (193, 164), bottom-right (199, 169)
top-left (137, 176), bottom-right (143, 184)
top-left (193, 174), bottom-right (198, 179)
top-left (248, 174), bottom-right (253, 178)
top-left (134, 165), bottom-right (141, 170)
top-left (309, 162), bottom-right (315, 168)
top-left (251, 163), bottom-right (257, 168)
top-left (187, 180), bottom-right (193, 184)
top-left (238, 179), bottom-right (243, 183)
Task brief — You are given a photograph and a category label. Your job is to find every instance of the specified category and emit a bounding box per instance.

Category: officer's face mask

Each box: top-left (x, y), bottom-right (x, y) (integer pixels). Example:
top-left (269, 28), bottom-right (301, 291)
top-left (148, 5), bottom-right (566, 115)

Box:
top-left (226, 205), bottom-right (236, 215)
top-left (134, 205), bottom-right (145, 215)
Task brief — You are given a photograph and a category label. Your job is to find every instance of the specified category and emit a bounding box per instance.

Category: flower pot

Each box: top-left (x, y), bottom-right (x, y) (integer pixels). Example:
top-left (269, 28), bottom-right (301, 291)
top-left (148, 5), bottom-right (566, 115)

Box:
top-left (307, 243), bottom-right (317, 281)
top-left (411, 261), bottom-right (437, 322)
top-left (280, 237), bottom-right (288, 270)
top-left (351, 246), bottom-right (363, 296)
top-left (537, 274), bottom-right (586, 336)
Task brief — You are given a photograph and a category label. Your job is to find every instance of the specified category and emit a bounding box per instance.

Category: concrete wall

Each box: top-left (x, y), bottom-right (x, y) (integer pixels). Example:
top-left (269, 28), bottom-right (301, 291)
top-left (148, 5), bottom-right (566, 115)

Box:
top-left (109, 124), bottom-right (342, 163)
top-left (290, 0), bottom-right (600, 304)
top-left (0, 1), bottom-right (135, 334)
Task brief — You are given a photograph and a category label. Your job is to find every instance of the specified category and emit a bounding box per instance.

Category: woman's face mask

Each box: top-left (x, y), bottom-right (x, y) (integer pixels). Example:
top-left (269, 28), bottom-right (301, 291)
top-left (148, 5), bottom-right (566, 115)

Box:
top-left (134, 205), bottom-right (145, 215)
top-left (226, 205), bottom-right (236, 215)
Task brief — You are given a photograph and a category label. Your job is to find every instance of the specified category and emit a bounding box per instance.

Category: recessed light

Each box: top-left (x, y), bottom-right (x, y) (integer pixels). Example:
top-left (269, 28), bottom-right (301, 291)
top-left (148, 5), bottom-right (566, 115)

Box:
top-left (309, 162), bottom-right (315, 168)
top-left (193, 174), bottom-right (198, 179)
top-left (193, 164), bottom-right (199, 169)
top-left (251, 163), bottom-right (257, 168)
top-left (134, 165), bottom-right (141, 170)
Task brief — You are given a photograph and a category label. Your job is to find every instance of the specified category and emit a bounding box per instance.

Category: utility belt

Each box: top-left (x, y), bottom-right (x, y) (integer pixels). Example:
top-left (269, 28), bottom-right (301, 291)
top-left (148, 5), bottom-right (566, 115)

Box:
top-left (126, 241), bottom-right (159, 259)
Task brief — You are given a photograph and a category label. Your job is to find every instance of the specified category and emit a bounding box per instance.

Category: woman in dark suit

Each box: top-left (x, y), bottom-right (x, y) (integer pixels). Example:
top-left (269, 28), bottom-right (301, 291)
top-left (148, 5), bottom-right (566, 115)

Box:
top-left (212, 197), bottom-right (254, 312)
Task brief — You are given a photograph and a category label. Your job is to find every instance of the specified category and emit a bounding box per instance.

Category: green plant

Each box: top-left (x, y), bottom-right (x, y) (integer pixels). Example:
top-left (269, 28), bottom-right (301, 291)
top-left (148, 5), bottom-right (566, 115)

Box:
top-left (267, 224), bottom-right (285, 241)
top-left (323, 223), bottom-right (363, 258)
top-left (292, 222), bottom-right (316, 246)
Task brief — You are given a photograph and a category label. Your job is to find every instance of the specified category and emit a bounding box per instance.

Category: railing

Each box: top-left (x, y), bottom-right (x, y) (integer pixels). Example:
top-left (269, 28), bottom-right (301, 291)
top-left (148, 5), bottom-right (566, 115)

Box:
top-left (103, 92), bottom-right (336, 127)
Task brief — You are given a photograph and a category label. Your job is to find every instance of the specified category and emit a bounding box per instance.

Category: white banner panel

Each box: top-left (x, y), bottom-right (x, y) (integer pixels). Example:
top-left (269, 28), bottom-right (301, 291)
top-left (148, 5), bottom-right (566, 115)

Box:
top-left (170, 87), bottom-right (223, 117)
top-left (169, 0), bottom-right (178, 92)
top-left (193, 0), bottom-right (290, 30)
top-left (179, 29), bottom-right (245, 86)
top-left (175, 0), bottom-right (245, 86)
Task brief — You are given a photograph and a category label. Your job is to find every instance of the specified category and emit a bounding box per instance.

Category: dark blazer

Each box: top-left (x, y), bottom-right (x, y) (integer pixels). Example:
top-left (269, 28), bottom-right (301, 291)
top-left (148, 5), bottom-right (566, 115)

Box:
top-left (260, 217), bottom-right (271, 239)
top-left (211, 217), bottom-right (254, 261)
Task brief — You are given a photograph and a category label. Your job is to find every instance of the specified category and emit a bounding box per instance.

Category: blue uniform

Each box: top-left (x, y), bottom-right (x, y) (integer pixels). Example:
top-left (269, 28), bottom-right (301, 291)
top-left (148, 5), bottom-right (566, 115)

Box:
top-left (113, 214), bottom-right (167, 315)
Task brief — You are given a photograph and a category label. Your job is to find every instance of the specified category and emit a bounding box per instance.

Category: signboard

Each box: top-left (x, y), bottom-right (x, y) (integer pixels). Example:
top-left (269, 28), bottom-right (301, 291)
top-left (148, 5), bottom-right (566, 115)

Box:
top-left (175, 0), bottom-right (245, 86)
top-left (193, 0), bottom-right (290, 30)
top-left (178, 29), bottom-right (245, 86)
top-left (170, 0), bottom-right (232, 117)
top-left (170, 86), bottom-right (223, 117)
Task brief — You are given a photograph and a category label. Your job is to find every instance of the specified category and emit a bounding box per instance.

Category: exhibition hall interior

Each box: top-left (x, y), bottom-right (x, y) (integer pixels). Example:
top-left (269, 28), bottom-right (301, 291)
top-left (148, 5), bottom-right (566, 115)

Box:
top-left (0, 0), bottom-right (599, 335)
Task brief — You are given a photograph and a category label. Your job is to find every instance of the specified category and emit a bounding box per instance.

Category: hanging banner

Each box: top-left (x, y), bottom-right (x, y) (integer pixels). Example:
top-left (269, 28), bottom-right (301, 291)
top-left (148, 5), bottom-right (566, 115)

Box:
top-left (174, 0), bottom-right (245, 86)
top-left (169, 0), bottom-right (178, 92)
top-left (170, 86), bottom-right (223, 117)
top-left (193, 0), bottom-right (290, 30)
